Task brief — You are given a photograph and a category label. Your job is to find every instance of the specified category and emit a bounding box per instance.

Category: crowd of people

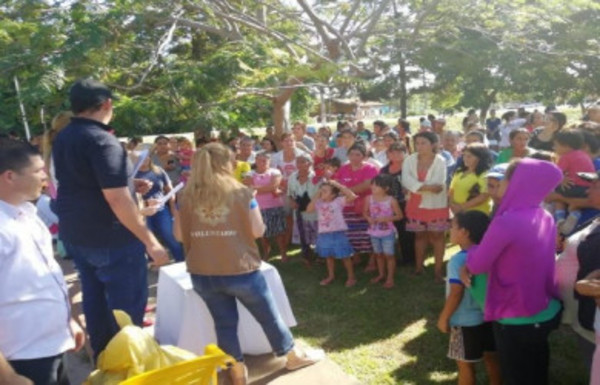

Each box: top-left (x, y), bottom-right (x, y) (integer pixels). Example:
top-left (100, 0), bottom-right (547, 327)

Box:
top-left (2, 77), bottom-right (600, 385)
top-left (135, 103), bottom-right (600, 384)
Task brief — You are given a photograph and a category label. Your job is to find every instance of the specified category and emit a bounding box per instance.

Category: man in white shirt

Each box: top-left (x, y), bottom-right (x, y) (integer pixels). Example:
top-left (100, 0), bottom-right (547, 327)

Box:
top-left (0, 139), bottom-right (85, 385)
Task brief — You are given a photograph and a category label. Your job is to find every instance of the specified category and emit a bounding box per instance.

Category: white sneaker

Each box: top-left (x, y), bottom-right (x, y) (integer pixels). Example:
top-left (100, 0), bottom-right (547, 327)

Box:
top-left (285, 347), bottom-right (325, 371)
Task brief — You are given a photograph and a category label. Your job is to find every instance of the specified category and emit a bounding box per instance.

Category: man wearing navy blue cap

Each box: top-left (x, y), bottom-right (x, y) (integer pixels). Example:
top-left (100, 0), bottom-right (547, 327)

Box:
top-left (52, 78), bottom-right (169, 358)
top-left (68, 78), bottom-right (118, 114)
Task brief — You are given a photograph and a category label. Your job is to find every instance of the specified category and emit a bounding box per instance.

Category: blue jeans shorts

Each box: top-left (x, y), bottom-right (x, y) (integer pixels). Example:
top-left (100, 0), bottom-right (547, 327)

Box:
top-left (370, 233), bottom-right (396, 256)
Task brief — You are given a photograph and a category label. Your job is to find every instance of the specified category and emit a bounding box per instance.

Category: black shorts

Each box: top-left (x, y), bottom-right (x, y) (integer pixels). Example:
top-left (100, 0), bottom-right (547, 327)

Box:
top-left (448, 322), bottom-right (496, 362)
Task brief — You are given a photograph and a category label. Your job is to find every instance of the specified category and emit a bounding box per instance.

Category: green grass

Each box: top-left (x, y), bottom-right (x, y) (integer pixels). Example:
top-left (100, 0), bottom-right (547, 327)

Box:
top-left (266, 247), bottom-right (588, 385)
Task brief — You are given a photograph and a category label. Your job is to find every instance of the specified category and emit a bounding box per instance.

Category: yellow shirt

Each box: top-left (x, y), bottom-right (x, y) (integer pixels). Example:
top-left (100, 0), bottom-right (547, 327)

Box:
top-left (233, 161), bottom-right (251, 182)
top-left (450, 171), bottom-right (491, 214)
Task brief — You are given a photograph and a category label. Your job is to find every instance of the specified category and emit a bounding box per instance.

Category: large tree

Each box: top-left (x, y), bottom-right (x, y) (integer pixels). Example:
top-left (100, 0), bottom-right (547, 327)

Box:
top-left (2, 0), bottom-right (599, 137)
top-left (408, 0), bottom-right (600, 120)
top-left (162, 0), bottom-right (397, 135)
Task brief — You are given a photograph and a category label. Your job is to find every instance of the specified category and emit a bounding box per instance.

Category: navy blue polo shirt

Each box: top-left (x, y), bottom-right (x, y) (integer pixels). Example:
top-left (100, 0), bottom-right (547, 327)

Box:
top-left (52, 117), bottom-right (137, 247)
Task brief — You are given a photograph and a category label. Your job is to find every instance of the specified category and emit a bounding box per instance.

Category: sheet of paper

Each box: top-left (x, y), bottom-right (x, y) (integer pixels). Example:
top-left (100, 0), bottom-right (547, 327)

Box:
top-left (156, 182), bottom-right (185, 207)
top-left (131, 149), bottom-right (149, 177)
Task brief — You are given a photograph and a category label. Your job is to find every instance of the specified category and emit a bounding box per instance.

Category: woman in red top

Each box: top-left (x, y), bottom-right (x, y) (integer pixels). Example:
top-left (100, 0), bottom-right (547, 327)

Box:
top-left (313, 134), bottom-right (334, 179)
top-left (334, 143), bottom-right (379, 266)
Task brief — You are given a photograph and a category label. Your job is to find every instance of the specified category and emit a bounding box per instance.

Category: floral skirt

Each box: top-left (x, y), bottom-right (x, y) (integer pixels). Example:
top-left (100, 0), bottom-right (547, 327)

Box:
top-left (406, 217), bottom-right (450, 232)
top-left (261, 207), bottom-right (286, 238)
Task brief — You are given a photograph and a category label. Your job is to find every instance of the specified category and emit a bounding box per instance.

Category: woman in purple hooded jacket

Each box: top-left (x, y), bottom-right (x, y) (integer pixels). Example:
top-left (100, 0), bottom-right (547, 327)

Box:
top-left (464, 158), bottom-right (563, 385)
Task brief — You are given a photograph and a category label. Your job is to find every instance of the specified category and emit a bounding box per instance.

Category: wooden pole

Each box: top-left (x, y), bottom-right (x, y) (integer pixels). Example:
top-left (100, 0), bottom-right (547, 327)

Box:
top-left (320, 87), bottom-right (326, 124)
top-left (13, 76), bottom-right (31, 141)
top-left (40, 105), bottom-right (48, 132)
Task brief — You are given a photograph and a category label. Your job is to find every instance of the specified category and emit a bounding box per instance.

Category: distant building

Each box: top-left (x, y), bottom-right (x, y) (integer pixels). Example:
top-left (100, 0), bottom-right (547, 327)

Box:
top-left (313, 99), bottom-right (395, 121)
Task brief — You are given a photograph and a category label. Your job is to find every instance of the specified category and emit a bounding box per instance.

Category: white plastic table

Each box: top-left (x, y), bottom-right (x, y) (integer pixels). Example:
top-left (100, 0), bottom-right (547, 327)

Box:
top-left (154, 262), bottom-right (297, 355)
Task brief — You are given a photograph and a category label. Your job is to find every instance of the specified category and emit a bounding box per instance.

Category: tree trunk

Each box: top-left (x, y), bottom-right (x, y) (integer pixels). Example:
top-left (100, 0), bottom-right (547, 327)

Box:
top-left (399, 53), bottom-right (408, 119)
top-left (272, 96), bottom-right (292, 137)
top-left (479, 89), bottom-right (497, 124)
top-left (320, 87), bottom-right (326, 124)
top-left (272, 79), bottom-right (301, 138)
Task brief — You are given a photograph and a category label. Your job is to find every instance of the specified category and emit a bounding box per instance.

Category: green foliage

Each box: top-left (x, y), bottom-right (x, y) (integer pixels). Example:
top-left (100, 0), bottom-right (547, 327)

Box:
top-left (0, 1), bottom-right (315, 136)
top-left (1, 0), bottom-right (599, 137)
top-left (410, 0), bottom-right (600, 112)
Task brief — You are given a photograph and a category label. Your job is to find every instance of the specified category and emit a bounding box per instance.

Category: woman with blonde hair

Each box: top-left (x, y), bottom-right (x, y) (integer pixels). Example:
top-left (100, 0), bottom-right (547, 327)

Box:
top-left (43, 111), bottom-right (73, 198)
top-left (43, 111), bottom-right (73, 161)
top-left (173, 143), bottom-right (322, 385)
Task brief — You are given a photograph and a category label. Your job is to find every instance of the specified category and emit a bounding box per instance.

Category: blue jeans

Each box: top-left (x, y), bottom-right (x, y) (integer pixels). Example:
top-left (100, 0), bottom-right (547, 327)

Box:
top-left (147, 208), bottom-right (184, 262)
top-left (191, 270), bottom-right (294, 361)
top-left (64, 240), bottom-right (148, 358)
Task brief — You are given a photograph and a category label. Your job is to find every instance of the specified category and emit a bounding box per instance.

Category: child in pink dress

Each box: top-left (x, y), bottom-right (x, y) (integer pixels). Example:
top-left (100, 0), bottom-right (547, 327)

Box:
top-left (306, 180), bottom-right (358, 287)
top-left (364, 175), bottom-right (404, 288)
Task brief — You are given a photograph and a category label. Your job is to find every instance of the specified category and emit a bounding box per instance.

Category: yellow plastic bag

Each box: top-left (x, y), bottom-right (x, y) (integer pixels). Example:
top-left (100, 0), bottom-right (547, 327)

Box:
top-left (84, 310), bottom-right (196, 385)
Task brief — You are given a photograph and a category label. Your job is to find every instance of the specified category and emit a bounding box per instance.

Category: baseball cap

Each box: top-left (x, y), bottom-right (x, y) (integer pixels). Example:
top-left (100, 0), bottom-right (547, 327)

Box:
top-left (69, 78), bottom-right (118, 113)
top-left (578, 171), bottom-right (600, 182)
top-left (306, 126), bottom-right (317, 134)
top-left (487, 163), bottom-right (509, 180)
top-left (420, 120), bottom-right (432, 128)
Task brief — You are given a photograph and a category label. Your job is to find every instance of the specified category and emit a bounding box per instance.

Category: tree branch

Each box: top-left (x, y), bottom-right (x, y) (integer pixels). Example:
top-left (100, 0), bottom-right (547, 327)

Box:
top-left (185, 2), bottom-right (331, 61)
top-left (110, 12), bottom-right (182, 91)
top-left (296, 0), bottom-right (357, 61)
top-left (175, 18), bottom-right (240, 40)
top-left (411, 0), bottom-right (442, 39)
top-left (233, 91), bottom-right (276, 101)
top-left (340, 0), bottom-right (362, 35)
top-left (354, 0), bottom-right (392, 55)
top-left (296, 0), bottom-right (338, 57)
top-left (238, 82), bottom-right (326, 93)
top-left (274, 78), bottom-right (303, 105)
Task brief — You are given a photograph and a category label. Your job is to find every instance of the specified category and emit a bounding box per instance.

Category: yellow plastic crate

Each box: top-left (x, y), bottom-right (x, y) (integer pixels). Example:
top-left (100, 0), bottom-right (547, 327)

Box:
top-left (120, 345), bottom-right (235, 385)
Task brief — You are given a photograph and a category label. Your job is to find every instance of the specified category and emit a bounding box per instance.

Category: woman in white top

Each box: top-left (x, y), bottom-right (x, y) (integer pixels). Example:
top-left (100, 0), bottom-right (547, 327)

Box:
top-left (402, 131), bottom-right (449, 281)
top-left (270, 133), bottom-right (308, 258)
top-left (498, 111), bottom-right (527, 150)
top-left (287, 153), bottom-right (320, 264)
